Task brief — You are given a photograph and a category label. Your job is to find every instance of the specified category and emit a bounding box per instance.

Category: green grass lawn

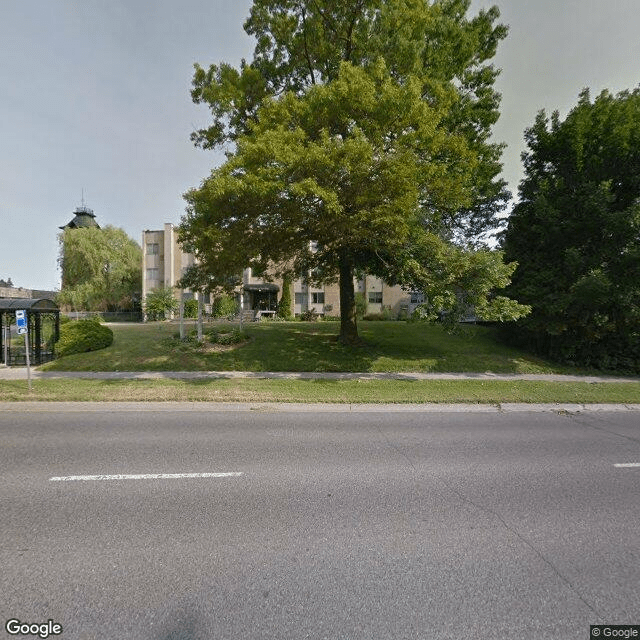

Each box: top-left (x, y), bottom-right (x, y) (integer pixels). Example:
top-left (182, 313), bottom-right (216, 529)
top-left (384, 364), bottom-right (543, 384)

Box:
top-left (13, 320), bottom-right (636, 404)
top-left (40, 320), bottom-right (597, 375)
top-left (2, 378), bottom-right (640, 404)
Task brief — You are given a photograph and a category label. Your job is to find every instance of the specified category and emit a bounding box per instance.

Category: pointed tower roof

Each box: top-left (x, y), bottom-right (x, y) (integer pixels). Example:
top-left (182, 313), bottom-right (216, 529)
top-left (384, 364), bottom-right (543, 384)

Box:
top-left (59, 205), bottom-right (101, 230)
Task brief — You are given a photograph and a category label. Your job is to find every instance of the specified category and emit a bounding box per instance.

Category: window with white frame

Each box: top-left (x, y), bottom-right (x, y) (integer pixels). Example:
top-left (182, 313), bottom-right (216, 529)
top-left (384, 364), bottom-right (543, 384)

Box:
top-left (146, 243), bottom-right (159, 255)
top-left (368, 292), bottom-right (383, 304)
top-left (146, 268), bottom-right (159, 280)
top-left (311, 292), bottom-right (324, 304)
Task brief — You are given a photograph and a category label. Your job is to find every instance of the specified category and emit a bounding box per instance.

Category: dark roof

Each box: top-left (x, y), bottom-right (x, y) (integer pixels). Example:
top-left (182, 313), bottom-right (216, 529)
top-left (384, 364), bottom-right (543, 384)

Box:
top-left (60, 206), bottom-right (100, 230)
top-left (0, 298), bottom-right (59, 311)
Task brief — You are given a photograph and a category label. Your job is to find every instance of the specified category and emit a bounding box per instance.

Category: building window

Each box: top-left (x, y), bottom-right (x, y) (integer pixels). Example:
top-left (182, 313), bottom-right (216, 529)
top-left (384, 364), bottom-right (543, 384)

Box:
top-left (146, 243), bottom-right (159, 255)
top-left (146, 268), bottom-right (159, 280)
top-left (410, 292), bottom-right (424, 304)
top-left (368, 292), bottom-right (383, 304)
top-left (311, 292), bottom-right (325, 304)
top-left (295, 293), bottom-right (307, 305)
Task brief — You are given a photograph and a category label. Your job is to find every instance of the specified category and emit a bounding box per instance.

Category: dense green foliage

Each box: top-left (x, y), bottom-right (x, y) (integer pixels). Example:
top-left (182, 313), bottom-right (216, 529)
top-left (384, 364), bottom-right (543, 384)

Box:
top-left (180, 0), bottom-right (528, 343)
top-left (56, 317), bottom-right (114, 357)
top-left (206, 327), bottom-right (249, 345)
top-left (144, 287), bottom-right (178, 321)
top-left (502, 88), bottom-right (640, 371)
top-left (57, 226), bottom-right (141, 312)
top-left (277, 276), bottom-right (293, 319)
top-left (183, 298), bottom-right (199, 318)
top-left (355, 293), bottom-right (368, 319)
top-left (211, 294), bottom-right (238, 318)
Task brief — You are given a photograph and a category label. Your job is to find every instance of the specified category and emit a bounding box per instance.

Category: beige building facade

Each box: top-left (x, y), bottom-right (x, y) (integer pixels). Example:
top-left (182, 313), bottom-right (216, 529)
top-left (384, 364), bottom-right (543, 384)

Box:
top-left (142, 224), bottom-right (425, 320)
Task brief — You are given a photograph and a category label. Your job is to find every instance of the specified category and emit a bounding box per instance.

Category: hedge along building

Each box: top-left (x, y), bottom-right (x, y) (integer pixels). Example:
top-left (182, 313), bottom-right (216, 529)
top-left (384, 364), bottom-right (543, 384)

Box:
top-left (142, 223), bottom-right (427, 320)
top-left (0, 298), bottom-right (60, 366)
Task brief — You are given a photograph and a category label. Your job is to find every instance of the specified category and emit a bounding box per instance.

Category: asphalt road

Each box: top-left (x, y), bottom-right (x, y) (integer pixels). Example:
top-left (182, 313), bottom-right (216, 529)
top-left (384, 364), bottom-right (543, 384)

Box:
top-left (1, 406), bottom-right (639, 640)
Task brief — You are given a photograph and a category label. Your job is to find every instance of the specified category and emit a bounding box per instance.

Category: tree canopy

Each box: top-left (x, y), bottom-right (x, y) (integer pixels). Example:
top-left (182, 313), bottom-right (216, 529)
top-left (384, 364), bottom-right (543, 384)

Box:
top-left (180, 0), bottom-right (528, 342)
top-left (57, 226), bottom-right (142, 312)
top-left (502, 88), bottom-right (640, 371)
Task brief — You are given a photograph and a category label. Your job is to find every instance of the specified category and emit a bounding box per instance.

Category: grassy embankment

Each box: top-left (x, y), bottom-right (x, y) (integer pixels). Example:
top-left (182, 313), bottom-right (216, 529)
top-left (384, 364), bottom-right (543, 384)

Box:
top-left (2, 321), bottom-right (639, 403)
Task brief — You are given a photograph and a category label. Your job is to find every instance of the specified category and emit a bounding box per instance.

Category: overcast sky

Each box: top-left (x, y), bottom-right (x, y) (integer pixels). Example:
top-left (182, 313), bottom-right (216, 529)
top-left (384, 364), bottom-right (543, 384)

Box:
top-left (1, 0), bottom-right (639, 291)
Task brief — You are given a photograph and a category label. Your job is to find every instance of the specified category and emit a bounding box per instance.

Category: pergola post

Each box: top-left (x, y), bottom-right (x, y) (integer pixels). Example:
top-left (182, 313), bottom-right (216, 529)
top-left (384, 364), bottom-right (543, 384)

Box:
top-left (0, 312), bottom-right (4, 364)
top-left (34, 312), bottom-right (42, 364)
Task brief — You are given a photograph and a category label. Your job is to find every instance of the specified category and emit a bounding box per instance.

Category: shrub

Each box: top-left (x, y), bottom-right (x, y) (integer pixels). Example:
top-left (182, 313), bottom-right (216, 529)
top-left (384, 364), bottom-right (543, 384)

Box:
top-left (211, 295), bottom-right (238, 318)
top-left (183, 298), bottom-right (199, 318)
top-left (56, 317), bottom-right (114, 357)
top-left (355, 293), bottom-right (367, 319)
top-left (206, 327), bottom-right (248, 345)
top-left (300, 308), bottom-right (319, 322)
top-left (144, 286), bottom-right (178, 320)
top-left (277, 276), bottom-right (293, 319)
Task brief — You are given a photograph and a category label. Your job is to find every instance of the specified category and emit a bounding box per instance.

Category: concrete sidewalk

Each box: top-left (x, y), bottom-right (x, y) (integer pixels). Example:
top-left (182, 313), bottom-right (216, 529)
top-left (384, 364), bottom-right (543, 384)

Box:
top-left (0, 366), bottom-right (638, 383)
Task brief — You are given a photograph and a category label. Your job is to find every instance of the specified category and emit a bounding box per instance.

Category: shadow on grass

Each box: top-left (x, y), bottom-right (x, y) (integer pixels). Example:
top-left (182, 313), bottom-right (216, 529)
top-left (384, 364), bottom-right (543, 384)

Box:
top-left (39, 320), bottom-right (592, 375)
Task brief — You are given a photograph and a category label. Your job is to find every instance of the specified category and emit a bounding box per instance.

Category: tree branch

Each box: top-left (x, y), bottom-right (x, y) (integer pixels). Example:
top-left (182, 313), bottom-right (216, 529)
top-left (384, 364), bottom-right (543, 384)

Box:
top-left (300, 4), bottom-right (317, 85)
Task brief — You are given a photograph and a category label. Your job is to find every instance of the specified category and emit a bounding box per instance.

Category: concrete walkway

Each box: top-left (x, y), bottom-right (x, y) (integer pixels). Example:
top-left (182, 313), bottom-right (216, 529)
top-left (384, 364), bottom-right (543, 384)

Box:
top-left (0, 366), bottom-right (638, 383)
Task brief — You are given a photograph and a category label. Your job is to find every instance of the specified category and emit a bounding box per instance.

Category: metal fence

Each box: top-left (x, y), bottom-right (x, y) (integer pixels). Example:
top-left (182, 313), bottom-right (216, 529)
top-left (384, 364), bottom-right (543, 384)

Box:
top-left (63, 311), bottom-right (143, 322)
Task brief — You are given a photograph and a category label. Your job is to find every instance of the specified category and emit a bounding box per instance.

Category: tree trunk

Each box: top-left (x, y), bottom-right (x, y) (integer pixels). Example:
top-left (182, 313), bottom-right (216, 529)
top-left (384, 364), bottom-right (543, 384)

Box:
top-left (197, 291), bottom-right (204, 342)
top-left (338, 254), bottom-right (359, 344)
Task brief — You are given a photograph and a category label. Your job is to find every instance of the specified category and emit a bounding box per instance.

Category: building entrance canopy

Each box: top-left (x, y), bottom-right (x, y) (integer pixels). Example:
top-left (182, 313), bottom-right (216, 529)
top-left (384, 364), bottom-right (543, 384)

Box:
top-left (243, 284), bottom-right (280, 292)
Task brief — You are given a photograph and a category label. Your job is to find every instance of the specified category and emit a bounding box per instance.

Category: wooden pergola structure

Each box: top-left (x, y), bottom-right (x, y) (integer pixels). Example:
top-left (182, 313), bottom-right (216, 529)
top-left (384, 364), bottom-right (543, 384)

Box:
top-left (0, 298), bottom-right (60, 366)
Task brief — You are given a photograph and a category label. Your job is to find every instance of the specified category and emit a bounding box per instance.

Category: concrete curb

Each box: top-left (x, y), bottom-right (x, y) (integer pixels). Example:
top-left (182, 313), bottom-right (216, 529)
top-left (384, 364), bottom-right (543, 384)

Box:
top-left (1, 401), bottom-right (639, 413)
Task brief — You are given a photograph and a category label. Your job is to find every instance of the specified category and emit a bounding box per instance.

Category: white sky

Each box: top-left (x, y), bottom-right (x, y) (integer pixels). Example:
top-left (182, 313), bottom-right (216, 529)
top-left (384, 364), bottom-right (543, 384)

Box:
top-left (1, 0), bottom-right (639, 291)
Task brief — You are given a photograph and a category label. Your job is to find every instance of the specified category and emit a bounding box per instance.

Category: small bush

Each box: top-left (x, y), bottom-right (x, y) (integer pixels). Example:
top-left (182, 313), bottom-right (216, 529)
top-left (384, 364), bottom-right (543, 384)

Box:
top-left (300, 308), bottom-right (319, 322)
top-left (363, 307), bottom-right (394, 321)
top-left (183, 298), bottom-right (199, 318)
top-left (206, 328), bottom-right (248, 345)
top-left (211, 295), bottom-right (238, 318)
top-left (56, 318), bottom-right (114, 357)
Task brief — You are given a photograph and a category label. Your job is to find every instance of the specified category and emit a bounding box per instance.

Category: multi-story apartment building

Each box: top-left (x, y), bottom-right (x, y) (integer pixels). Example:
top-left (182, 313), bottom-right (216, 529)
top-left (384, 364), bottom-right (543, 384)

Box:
top-left (142, 224), bottom-right (197, 311)
top-left (142, 224), bottom-right (426, 320)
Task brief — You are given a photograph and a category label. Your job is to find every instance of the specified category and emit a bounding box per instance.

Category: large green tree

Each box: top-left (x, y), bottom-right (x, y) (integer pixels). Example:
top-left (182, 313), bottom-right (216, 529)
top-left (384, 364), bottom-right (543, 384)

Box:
top-left (180, 0), bottom-right (527, 343)
top-left (58, 226), bottom-right (142, 312)
top-left (502, 88), bottom-right (640, 371)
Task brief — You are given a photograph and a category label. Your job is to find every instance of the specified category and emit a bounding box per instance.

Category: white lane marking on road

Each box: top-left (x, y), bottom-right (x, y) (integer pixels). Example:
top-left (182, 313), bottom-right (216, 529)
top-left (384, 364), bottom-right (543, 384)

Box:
top-left (49, 472), bottom-right (244, 482)
top-left (613, 463), bottom-right (640, 468)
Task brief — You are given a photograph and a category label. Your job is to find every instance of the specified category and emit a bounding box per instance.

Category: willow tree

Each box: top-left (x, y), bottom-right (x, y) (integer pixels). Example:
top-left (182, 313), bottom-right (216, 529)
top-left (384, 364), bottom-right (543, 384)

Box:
top-left (57, 226), bottom-right (142, 312)
top-left (180, 0), bottom-right (528, 343)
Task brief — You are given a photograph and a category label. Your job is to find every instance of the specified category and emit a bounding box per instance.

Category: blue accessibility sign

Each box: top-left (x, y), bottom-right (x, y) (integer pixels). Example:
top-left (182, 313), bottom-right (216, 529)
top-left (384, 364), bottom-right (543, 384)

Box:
top-left (16, 309), bottom-right (27, 335)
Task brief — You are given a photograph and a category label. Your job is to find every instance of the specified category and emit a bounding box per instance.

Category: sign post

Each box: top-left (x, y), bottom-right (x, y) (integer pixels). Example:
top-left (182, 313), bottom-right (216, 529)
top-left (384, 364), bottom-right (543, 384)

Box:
top-left (15, 310), bottom-right (32, 391)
